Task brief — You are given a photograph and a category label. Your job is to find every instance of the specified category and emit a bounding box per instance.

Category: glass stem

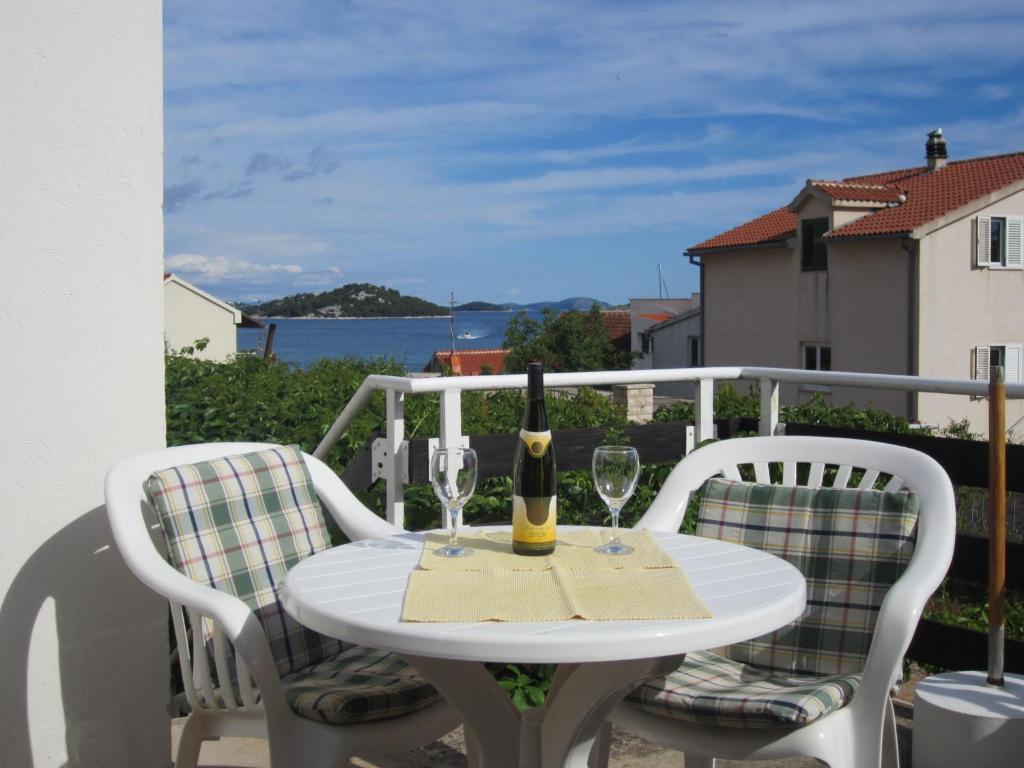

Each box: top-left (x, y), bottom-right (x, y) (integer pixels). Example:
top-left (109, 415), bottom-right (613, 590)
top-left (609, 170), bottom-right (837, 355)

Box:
top-left (610, 507), bottom-right (621, 542)
top-left (449, 505), bottom-right (460, 547)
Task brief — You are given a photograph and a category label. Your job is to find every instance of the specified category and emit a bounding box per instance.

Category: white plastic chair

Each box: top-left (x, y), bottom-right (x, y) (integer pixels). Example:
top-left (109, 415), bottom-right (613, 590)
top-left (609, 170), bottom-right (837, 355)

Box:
top-left (610, 436), bottom-right (956, 768)
top-left (105, 442), bottom-right (459, 768)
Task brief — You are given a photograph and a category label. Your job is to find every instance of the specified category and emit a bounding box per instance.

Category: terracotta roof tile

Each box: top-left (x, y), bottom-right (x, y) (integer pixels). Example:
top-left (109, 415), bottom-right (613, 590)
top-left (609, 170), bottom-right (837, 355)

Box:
top-left (828, 151), bottom-right (1024, 239)
top-left (811, 181), bottom-right (904, 204)
top-left (601, 310), bottom-right (631, 344)
top-left (841, 165), bottom-right (927, 185)
top-left (431, 348), bottom-right (507, 376)
top-left (689, 150), bottom-right (1024, 251)
top-left (689, 206), bottom-right (796, 252)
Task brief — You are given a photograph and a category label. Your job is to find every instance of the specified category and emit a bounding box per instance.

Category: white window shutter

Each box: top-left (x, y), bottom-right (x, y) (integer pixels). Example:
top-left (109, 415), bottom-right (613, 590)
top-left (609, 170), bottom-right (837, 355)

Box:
top-left (1006, 345), bottom-right (1022, 384)
top-left (1006, 216), bottom-right (1023, 269)
top-left (975, 345), bottom-right (990, 381)
top-left (976, 216), bottom-right (991, 267)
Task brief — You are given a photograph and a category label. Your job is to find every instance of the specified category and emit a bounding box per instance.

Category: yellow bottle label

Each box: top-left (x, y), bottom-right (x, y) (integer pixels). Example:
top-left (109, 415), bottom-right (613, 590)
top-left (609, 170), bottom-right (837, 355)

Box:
top-left (512, 495), bottom-right (556, 543)
top-left (519, 429), bottom-right (552, 458)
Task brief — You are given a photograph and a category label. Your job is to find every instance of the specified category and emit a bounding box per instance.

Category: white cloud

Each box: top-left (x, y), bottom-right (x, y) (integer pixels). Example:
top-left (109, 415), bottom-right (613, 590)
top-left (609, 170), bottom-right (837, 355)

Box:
top-left (978, 83), bottom-right (1012, 101)
top-left (165, 253), bottom-right (304, 283)
top-left (161, 0), bottom-right (1024, 303)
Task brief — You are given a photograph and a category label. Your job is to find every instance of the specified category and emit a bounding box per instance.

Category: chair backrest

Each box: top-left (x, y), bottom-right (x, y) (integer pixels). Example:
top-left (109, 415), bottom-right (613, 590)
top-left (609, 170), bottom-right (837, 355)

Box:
top-left (145, 444), bottom-right (343, 676)
top-left (637, 436), bottom-right (956, 676)
top-left (697, 477), bottom-right (917, 675)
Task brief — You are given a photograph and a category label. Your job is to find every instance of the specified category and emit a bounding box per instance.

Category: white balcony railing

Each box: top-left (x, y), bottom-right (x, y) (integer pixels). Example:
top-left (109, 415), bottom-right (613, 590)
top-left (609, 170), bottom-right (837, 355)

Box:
top-left (313, 366), bottom-right (1024, 528)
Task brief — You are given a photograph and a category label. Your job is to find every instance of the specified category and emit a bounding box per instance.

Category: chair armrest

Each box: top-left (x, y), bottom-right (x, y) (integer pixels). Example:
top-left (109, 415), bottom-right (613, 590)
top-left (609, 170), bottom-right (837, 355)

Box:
top-left (857, 478), bottom-right (956, 707)
top-left (304, 451), bottom-right (405, 540)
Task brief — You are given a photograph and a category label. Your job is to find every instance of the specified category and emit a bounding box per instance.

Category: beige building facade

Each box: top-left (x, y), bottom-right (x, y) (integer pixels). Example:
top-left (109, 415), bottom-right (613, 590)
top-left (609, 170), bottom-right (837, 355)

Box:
top-left (690, 136), bottom-right (1024, 435)
top-left (164, 273), bottom-right (252, 360)
top-left (629, 293), bottom-right (702, 372)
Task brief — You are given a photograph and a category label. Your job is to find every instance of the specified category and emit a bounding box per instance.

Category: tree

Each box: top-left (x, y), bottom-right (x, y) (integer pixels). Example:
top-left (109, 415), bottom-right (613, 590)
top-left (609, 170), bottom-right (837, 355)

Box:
top-left (502, 305), bottom-right (634, 373)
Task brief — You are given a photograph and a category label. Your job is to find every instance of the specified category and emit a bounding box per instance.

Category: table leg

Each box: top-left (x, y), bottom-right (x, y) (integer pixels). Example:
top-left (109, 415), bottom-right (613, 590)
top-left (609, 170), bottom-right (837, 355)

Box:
top-left (402, 654), bottom-right (682, 768)
top-left (540, 655), bottom-right (684, 768)
top-left (400, 654), bottom-right (522, 768)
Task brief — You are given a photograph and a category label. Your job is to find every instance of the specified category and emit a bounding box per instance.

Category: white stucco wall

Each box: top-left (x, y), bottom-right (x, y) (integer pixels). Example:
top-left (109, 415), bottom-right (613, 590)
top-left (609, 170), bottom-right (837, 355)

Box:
top-left (164, 278), bottom-right (240, 360)
top-left (648, 313), bottom-right (702, 397)
top-left (916, 188), bottom-right (1024, 434)
top-left (629, 295), bottom-right (700, 370)
top-left (0, 2), bottom-right (169, 766)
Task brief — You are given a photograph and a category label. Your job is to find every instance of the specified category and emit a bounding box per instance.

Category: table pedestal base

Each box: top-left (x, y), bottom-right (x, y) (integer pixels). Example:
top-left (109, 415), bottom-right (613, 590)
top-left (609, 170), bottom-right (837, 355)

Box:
top-left (402, 654), bottom-right (683, 768)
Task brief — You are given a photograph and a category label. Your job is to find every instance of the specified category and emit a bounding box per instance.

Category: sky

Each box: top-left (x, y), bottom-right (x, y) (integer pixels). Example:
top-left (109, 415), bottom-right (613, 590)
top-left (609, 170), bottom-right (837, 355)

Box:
top-left (163, 0), bottom-right (1024, 306)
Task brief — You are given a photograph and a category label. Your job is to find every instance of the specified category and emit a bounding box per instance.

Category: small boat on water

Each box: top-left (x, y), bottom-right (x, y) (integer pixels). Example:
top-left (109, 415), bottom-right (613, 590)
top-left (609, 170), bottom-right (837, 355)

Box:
top-left (457, 331), bottom-right (481, 340)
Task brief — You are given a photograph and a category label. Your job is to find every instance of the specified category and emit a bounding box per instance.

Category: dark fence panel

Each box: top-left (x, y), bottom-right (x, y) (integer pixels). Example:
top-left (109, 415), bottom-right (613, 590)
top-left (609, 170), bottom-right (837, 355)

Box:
top-left (909, 619), bottom-right (1024, 673)
top-left (407, 418), bottom-right (761, 484)
top-left (784, 422), bottom-right (1024, 492)
top-left (950, 533), bottom-right (1024, 592)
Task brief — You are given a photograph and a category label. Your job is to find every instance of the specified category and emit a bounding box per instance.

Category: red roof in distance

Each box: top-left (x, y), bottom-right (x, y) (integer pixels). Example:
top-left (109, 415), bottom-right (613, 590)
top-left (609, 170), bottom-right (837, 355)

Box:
top-left (601, 310), bottom-right (631, 350)
top-left (431, 348), bottom-right (507, 376)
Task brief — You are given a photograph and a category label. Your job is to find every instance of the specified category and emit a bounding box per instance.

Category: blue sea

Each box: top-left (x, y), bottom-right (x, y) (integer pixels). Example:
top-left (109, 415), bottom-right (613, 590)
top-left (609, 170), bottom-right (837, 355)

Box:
top-left (237, 310), bottom-right (542, 370)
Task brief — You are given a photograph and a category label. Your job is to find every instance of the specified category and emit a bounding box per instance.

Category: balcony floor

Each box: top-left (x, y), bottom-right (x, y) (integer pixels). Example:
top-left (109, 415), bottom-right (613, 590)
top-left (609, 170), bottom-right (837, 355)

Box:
top-left (172, 670), bottom-right (921, 767)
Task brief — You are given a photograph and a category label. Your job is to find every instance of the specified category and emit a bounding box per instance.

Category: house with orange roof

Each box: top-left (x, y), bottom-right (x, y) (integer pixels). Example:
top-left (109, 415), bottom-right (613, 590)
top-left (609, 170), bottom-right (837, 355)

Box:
top-left (687, 130), bottom-right (1024, 432)
top-left (423, 310), bottom-right (630, 376)
top-left (424, 348), bottom-right (507, 376)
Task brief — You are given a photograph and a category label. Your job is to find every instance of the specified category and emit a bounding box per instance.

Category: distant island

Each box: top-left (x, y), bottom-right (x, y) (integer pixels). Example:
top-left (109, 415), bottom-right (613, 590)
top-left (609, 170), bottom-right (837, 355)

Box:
top-left (238, 283), bottom-right (448, 318)
top-left (455, 297), bottom-right (610, 313)
top-left (238, 283), bottom-right (610, 319)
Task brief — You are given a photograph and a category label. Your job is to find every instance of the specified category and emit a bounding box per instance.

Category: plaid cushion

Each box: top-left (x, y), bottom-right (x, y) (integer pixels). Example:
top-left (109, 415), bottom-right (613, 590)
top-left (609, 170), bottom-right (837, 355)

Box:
top-left (697, 478), bottom-right (918, 676)
top-left (283, 646), bottom-right (440, 724)
top-left (147, 445), bottom-right (344, 676)
top-left (626, 649), bottom-right (861, 728)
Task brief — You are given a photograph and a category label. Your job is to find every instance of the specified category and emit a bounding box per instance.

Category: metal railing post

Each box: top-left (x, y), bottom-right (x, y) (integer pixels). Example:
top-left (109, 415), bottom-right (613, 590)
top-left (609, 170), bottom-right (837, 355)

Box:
top-left (694, 378), bottom-right (715, 446)
top-left (760, 378), bottom-right (780, 436)
top-left (386, 389), bottom-right (406, 529)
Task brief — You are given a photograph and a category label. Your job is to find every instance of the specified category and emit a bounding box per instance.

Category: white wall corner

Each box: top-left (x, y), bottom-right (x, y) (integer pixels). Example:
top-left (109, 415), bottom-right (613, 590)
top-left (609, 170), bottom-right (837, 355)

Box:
top-left (0, 1), bottom-right (170, 765)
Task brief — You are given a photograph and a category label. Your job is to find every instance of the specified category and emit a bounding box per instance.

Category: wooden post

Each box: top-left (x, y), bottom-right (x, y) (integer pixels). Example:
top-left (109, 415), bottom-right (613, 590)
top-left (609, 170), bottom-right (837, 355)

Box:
top-left (262, 322), bottom-right (277, 362)
top-left (988, 364), bottom-right (1006, 686)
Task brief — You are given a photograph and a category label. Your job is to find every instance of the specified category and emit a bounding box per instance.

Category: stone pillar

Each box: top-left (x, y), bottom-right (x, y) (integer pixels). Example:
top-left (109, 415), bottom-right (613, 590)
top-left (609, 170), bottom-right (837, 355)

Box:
top-left (613, 383), bottom-right (655, 424)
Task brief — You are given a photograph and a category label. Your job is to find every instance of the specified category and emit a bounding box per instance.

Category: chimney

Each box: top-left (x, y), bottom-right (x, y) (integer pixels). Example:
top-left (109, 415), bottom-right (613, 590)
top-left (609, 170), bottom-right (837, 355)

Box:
top-left (926, 128), bottom-right (947, 170)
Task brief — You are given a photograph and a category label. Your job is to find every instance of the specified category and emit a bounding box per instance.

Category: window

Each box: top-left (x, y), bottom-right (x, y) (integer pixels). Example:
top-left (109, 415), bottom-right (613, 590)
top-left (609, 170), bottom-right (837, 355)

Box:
top-left (687, 335), bottom-right (700, 367)
top-left (974, 344), bottom-right (1022, 383)
top-left (803, 343), bottom-right (831, 371)
top-left (976, 216), bottom-right (1023, 269)
top-left (801, 218), bottom-right (829, 271)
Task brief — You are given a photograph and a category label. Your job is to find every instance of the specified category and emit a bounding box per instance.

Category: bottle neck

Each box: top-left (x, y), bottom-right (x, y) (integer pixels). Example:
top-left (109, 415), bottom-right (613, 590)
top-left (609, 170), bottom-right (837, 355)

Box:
top-left (527, 366), bottom-right (544, 401)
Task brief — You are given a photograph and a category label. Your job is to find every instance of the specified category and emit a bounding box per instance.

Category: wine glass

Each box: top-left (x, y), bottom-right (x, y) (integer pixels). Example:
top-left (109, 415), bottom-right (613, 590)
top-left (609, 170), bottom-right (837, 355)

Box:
top-left (592, 445), bottom-right (640, 555)
top-left (429, 447), bottom-right (478, 557)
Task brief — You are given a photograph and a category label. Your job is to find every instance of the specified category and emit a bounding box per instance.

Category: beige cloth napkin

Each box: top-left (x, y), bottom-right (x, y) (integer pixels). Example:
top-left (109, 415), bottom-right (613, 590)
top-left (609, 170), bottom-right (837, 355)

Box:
top-left (417, 528), bottom-right (676, 571)
top-left (402, 529), bottom-right (712, 623)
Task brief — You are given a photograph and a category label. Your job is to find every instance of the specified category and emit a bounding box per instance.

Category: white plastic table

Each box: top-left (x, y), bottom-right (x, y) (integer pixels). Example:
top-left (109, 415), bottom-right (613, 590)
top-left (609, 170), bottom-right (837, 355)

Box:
top-left (282, 526), bottom-right (806, 768)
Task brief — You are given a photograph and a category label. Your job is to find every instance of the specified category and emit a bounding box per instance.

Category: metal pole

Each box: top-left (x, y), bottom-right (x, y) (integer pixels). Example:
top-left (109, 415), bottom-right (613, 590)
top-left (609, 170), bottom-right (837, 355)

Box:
top-left (988, 364), bottom-right (1006, 687)
top-left (262, 322), bottom-right (277, 362)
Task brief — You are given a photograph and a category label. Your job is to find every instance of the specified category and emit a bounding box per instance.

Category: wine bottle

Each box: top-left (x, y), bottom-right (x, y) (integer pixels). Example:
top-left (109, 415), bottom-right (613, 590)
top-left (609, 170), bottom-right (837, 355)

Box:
top-left (512, 362), bottom-right (557, 555)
